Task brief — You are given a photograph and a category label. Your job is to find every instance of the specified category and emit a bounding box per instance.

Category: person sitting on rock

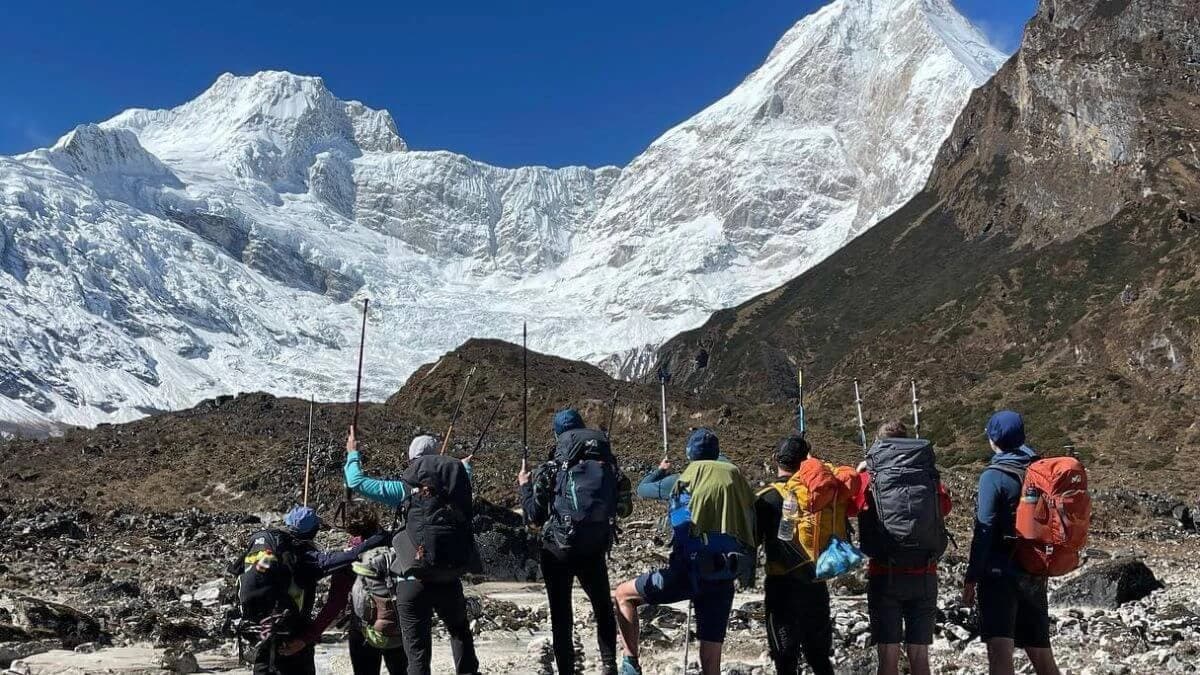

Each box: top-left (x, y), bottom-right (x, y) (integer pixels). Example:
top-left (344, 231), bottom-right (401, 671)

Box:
top-left (614, 429), bottom-right (756, 675)
top-left (517, 408), bottom-right (632, 675)
top-left (962, 412), bottom-right (1062, 675)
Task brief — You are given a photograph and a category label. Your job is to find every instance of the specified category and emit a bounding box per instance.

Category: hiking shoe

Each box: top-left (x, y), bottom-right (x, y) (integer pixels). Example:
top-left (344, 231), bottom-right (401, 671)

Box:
top-left (619, 656), bottom-right (642, 675)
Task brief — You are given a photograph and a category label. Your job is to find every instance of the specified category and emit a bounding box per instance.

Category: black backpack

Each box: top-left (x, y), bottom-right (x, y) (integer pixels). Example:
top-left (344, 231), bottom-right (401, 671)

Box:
top-left (541, 428), bottom-right (620, 557)
top-left (391, 455), bottom-right (481, 582)
top-left (858, 438), bottom-right (948, 567)
top-left (235, 529), bottom-right (307, 632)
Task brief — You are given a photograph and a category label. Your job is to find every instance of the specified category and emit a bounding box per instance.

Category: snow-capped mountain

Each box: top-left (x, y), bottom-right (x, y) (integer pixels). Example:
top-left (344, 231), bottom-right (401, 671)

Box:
top-left (0, 0), bottom-right (1004, 431)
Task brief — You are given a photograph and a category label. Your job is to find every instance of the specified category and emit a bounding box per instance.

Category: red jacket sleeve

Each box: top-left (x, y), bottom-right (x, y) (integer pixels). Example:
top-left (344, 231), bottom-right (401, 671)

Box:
top-left (299, 568), bottom-right (353, 645)
top-left (939, 482), bottom-right (953, 517)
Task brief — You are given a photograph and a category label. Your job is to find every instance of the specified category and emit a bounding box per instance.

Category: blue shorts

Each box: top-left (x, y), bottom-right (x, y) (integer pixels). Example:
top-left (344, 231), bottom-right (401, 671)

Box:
top-left (635, 563), bottom-right (736, 643)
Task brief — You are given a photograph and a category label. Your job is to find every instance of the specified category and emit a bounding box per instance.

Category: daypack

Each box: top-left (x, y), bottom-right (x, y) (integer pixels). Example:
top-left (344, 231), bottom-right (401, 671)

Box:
top-left (992, 457), bottom-right (1091, 577)
top-left (767, 459), bottom-right (860, 577)
top-left (236, 529), bottom-right (306, 633)
top-left (350, 547), bottom-right (404, 650)
top-left (859, 438), bottom-right (949, 566)
top-left (391, 454), bottom-right (481, 582)
top-left (541, 428), bottom-right (621, 556)
top-left (669, 460), bottom-right (756, 585)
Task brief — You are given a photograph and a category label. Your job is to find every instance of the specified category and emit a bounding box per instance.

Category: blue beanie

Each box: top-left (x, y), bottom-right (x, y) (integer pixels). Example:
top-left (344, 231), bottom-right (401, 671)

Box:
top-left (553, 409), bottom-right (585, 436)
top-left (986, 411), bottom-right (1026, 451)
top-left (686, 428), bottom-right (720, 461)
top-left (285, 506), bottom-right (320, 537)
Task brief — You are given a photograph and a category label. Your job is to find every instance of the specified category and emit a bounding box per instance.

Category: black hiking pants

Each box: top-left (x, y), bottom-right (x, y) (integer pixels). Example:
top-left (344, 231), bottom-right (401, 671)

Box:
top-left (349, 626), bottom-right (409, 675)
top-left (394, 578), bottom-right (479, 675)
top-left (252, 640), bottom-right (315, 675)
top-left (765, 577), bottom-right (835, 675)
top-left (541, 548), bottom-right (619, 674)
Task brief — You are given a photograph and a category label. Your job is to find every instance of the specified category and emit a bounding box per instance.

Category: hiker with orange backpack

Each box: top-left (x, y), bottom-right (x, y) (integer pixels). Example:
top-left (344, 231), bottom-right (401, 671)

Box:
top-left (755, 434), bottom-right (859, 675)
top-left (855, 420), bottom-right (951, 675)
top-left (963, 411), bottom-right (1088, 675)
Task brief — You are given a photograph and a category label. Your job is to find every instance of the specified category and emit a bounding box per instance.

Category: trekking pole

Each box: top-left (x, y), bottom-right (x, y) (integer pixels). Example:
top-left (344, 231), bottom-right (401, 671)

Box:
top-left (682, 601), bottom-right (693, 671)
top-left (522, 322), bottom-right (528, 473)
top-left (336, 298), bottom-right (369, 527)
top-left (302, 395), bottom-right (314, 507)
top-left (470, 394), bottom-right (506, 456)
top-left (605, 389), bottom-right (619, 440)
top-left (439, 365), bottom-right (477, 455)
top-left (911, 379), bottom-right (921, 439)
top-left (796, 368), bottom-right (806, 437)
top-left (658, 366), bottom-right (671, 462)
top-left (853, 378), bottom-right (868, 452)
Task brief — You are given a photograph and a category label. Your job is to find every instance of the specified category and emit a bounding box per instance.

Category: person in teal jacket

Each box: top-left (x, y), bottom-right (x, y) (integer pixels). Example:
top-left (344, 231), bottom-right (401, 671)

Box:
top-left (343, 429), bottom-right (472, 508)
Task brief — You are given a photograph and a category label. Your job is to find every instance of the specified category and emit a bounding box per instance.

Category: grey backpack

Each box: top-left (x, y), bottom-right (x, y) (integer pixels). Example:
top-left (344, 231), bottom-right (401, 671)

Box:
top-left (858, 438), bottom-right (948, 566)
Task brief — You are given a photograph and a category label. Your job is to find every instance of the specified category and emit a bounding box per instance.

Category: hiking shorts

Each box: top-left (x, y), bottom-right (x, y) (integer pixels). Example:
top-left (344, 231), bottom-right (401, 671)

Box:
top-left (977, 573), bottom-right (1051, 648)
top-left (635, 563), bottom-right (736, 643)
top-left (867, 573), bottom-right (937, 645)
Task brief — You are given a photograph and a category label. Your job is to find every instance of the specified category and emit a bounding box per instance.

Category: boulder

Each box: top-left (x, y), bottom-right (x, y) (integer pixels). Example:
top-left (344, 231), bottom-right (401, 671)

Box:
top-left (1052, 559), bottom-right (1164, 609)
top-left (0, 595), bottom-right (105, 647)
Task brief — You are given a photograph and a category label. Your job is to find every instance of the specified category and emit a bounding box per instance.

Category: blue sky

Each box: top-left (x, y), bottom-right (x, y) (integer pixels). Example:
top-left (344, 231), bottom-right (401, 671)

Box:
top-left (1, 0), bottom-right (1036, 168)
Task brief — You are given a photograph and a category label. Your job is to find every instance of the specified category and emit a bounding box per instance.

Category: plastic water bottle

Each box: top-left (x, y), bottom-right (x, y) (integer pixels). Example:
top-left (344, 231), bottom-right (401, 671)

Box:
top-left (777, 493), bottom-right (798, 541)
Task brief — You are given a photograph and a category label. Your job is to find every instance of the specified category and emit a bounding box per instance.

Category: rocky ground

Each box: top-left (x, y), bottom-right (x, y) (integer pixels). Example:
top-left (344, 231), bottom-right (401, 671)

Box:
top-left (2, 487), bottom-right (1199, 674)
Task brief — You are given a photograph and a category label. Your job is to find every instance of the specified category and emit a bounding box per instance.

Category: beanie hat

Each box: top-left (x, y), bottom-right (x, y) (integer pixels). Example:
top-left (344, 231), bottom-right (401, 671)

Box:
top-left (408, 435), bottom-right (440, 460)
top-left (686, 428), bottom-right (720, 461)
top-left (553, 409), bottom-right (586, 436)
top-left (775, 435), bottom-right (810, 470)
top-left (285, 506), bottom-right (320, 537)
top-left (986, 410), bottom-right (1026, 451)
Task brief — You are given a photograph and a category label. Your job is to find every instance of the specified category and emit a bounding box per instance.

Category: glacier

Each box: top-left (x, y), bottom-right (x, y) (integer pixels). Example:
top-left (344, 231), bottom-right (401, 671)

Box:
top-left (0, 0), bottom-right (1004, 432)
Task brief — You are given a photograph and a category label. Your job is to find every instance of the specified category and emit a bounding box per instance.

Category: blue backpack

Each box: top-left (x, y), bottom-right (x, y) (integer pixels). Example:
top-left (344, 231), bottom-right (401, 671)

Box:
top-left (668, 491), bottom-right (754, 585)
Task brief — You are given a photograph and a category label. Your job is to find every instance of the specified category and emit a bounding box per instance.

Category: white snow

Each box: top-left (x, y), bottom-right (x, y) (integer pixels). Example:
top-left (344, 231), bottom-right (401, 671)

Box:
top-left (0, 0), bottom-right (1004, 429)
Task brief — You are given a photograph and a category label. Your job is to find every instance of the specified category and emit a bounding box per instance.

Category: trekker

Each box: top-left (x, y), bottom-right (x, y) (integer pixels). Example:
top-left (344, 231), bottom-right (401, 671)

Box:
top-left (755, 435), bottom-right (836, 675)
top-left (517, 409), bottom-right (632, 675)
top-left (235, 506), bottom-right (386, 675)
top-left (962, 411), bottom-right (1062, 675)
top-left (344, 429), bottom-right (481, 675)
top-left (614, 428), bottom-right (756, 675)
top-left (856, 421), bottom-right (950, 675)
top-left (277, 512), bottom-right (407, 675)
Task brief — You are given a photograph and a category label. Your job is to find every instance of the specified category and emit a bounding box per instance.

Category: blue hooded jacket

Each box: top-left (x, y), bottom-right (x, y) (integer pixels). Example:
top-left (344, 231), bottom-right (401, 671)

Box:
top-left (966, 412), bottom-right (1038, 582)
top-left (636, 428), bottom-right (724, 501)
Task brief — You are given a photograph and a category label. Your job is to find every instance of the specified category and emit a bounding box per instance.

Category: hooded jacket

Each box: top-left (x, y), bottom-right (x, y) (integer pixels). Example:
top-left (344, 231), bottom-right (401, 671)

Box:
top-left (965, 445), bottom-right (1038, 582)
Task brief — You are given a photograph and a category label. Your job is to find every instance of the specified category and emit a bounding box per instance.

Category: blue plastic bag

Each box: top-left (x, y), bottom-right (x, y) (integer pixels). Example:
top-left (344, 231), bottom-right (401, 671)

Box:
top-left (814, 536), bottom-right (865, 581)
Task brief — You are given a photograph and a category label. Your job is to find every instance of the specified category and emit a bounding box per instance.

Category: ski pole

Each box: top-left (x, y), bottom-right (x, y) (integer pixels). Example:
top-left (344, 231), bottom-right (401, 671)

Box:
top-left (853, 378), bottom-right (868, 452)
top-left (303, 395), bottom-right (314, 507)
top-left (657, 366), bottom-right (671, 462)
top-left (522, 322), bottom-right (528, 473)
top-left (440, 365), bottom-right (477, 455)
top-left (796, 368), bottom-right (806, 437)
top-left (911, 379), bottom-right (921, 439)
top-left (470, 394), bottom-right (506, 456)
top-left (336, 298), bottom-right (369, 527)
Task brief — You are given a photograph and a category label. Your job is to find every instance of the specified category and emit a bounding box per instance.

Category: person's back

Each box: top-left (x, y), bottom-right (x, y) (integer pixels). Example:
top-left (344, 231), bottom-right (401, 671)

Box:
top-left (755, 435), bottom-right (836, 675)
top-left (963, 411), bottom-right (1062, 675)
top-left (518, 409), bottom-right (626, 675)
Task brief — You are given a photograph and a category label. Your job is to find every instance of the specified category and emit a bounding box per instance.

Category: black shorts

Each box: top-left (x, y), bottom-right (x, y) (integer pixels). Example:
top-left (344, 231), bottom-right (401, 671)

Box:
top-left (977, 573), bottom-right (1051, 648)
top-left (867, 573), bottom-right (937, 645)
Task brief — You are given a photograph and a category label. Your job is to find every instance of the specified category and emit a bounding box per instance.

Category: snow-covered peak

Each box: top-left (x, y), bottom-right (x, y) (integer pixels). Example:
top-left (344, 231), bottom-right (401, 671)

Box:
top-left (47, 124), bottom-right (174, 179)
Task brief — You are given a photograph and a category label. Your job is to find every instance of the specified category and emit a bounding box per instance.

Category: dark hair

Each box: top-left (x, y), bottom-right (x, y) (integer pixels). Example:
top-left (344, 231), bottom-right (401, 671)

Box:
top-left (345, 510), bottom-right (381, 538)
top-left (775, 435), bottom-right (810, 471)
top-left (877, 420), bottom-right (908, 439)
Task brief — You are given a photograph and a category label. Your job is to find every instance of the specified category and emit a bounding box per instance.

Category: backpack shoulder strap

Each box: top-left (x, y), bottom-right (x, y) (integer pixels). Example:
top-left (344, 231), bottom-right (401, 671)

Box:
top-left (987, 464), bottom-right (1026, 483)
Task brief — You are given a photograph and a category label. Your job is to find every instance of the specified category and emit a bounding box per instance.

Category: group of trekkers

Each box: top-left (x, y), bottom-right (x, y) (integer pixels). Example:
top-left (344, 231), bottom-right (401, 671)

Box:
top-left (233, 406), bottom-right (1089, 675)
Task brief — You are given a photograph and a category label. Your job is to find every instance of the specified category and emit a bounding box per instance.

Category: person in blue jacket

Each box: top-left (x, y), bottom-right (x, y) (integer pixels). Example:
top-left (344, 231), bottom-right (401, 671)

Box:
top-left (343, 429), bottom-right (472, 508)
top-left (636, 432), bottom-right (730, 501)
top-left (962, 411), bottom-right (1062, 675)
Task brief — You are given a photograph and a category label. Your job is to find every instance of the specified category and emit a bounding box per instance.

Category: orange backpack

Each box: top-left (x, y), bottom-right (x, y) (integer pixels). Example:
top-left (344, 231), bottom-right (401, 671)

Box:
top-left (997, 457), bottom-right (1091, 577)
top-left (765, 459), bottom-right (859, 575)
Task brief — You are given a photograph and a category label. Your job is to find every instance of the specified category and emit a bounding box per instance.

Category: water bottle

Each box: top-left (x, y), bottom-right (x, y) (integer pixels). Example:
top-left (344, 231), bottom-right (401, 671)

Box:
top-left (777, 493), bottom-right (798, 541)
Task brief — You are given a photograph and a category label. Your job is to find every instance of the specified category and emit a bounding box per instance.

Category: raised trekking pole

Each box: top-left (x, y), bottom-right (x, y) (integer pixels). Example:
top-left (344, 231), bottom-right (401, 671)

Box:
top-left (439, 365), bottom-right (477, 455)
top-left (302, 395), bottom-right (314, 507)
top-left (796, 368), bottom-right (806, 437)
top-left (336, 298), bottom-right (369, 527)
top-left (658, 365), bottom-right (671, 462)
top-left (911, 379), bottom-right (922, 439)
top-left (522, 322), bottom-right (528, 473)
top-left (470, 394), bottom-right (506, 456)
top-left (853, 378), bottom-right (868, 452)
top-left (605, 389), bottom-right (619, 440)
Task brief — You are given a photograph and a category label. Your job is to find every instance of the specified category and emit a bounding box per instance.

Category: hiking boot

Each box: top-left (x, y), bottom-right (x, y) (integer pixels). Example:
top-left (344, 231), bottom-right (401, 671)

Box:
top-left (619, 656), bottom-right (642, 675)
